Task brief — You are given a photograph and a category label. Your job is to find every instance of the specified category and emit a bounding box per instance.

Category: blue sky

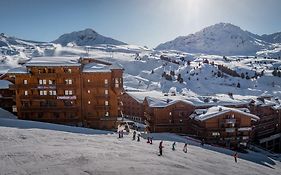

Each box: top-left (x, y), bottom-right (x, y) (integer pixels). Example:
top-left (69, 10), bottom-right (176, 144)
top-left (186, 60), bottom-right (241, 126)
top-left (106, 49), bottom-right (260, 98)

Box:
top-left (1, 0), bottom-right (280, 47)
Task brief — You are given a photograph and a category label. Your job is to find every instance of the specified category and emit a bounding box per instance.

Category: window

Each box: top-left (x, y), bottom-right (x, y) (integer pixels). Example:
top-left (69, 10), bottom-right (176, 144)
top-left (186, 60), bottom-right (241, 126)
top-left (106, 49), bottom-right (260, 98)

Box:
top-left (49, 90), bottom-right (57, 96)
top-left (212, 132), bottom-right (220, 136)
top-left (54, 113), bottom-right (59, 118)
top-left (105, 100), bottom-right (109, 106)
top-left (64, 68), bottom-right (72, 73)
top-left (39, 79), bottom-right (47, 85)
top-left (105, 89), bottom-right (108, 95)
top-left (64, 100), bottom-right (74, 106)
top-left (87, 90), bottom-right (91, 94)
top-left (65, 79), bottom-right (73, 85)
top-left (38, 113), bottom-right (43, 118)
top-left (105, 112), bottom-right (109, 117)
top-left (114, 78), bottom-right (119, 88)
top-left (39, 90), bottom-right (47, 96)
top-left (104, 79), bottom-right (108, 85)
top-left (24, 90), bottom-right (28, 96)
top-left (47, 68), bottom-right (55, 73)
top-left (88, 101), bottom-right (91, 104)
top-left (23, 80), bottom-right (28, 84)
top-left (49, 80), bottom-right (55, 85)
top-left (64, 90), bottom-right (73, 95)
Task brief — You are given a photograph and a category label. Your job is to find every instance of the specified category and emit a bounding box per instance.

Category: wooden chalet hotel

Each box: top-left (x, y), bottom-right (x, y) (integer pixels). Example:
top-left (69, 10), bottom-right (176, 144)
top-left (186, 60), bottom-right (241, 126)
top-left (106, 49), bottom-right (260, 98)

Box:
top-left (8, 57), bottom-right (123, 130)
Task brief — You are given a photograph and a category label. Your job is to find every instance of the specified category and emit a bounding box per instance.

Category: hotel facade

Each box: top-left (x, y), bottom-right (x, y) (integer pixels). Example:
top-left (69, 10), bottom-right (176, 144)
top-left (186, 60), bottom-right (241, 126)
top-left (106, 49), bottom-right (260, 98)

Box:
top-left (8, 57), bottom-right (123, 130)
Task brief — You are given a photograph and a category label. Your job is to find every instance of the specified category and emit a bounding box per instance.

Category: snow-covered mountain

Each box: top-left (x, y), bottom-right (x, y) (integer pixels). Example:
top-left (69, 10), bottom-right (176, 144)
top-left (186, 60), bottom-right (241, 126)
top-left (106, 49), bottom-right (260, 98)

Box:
top-left (156, 23), bottom-right (281, 56)
top-left (53, 28), bottom-right (127, 46)
top-left (261, 32), bottom-right (281, 43)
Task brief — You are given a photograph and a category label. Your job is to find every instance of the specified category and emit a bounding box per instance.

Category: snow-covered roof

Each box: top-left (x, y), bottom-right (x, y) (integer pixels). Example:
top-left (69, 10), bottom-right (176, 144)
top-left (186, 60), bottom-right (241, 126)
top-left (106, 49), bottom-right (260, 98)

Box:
top-left (251, 97), bottom-right (280, 108)
top-left (7, 66), bottom-right (28, 74)
top-left (0, 80), bottom-right (13, 89)
top-left (109, 62), bottom-right (123, 70)
top-left (83, 62), bottom-right (111, 73)
top-left (145, 96), bottom-right (193, 108)
top-left (25, 56), bottom-right (81, 67)
top-left (125, 90), bottom-right (252, 108)
top-left (0, 108), bottom-right (17, 119)
top-left (190, 106), bottom-right (260, 122)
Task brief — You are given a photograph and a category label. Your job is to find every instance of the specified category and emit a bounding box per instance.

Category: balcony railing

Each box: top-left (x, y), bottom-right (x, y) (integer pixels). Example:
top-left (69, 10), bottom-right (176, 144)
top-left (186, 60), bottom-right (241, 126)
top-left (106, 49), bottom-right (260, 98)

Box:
top-left (225, 119), bottom-right (236, 124)
top-left (20, 106), bottom-right (79, 112)
top-left (237, 127), bottom-right (252, 131)
top-left (225, 128), bottom-right (236, 133)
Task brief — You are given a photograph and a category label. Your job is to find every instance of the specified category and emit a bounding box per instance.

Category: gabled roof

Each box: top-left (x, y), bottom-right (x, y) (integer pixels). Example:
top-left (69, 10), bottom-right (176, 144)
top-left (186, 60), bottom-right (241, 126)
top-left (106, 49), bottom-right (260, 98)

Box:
top-left (7, 66), bottom-right (28, 74)
top-left (189, 106), bottom-right (259, 122)
top-left (25, 56), bottom-right (81, 67)
top-left (109, 62), bottom-right (123, 70)
top-left (83, 62), bottom-right (111, 73)
top-left (0, 80), bottom-right (13, 89)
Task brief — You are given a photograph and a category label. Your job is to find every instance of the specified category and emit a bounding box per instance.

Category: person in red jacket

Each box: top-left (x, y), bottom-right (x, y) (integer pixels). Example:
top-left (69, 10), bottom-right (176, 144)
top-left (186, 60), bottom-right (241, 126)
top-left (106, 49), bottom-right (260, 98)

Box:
top-left (159, 141), bottom-right (163, 156)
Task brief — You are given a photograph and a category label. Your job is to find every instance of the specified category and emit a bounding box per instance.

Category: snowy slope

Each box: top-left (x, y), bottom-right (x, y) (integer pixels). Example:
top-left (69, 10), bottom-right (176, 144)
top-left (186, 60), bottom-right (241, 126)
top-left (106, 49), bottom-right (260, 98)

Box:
top-left (53, 28), bottom-right (126, 46)
top-left (0, 118), bottom-right (280, 175)
top-left (156, 23), bottom-right (281, 56)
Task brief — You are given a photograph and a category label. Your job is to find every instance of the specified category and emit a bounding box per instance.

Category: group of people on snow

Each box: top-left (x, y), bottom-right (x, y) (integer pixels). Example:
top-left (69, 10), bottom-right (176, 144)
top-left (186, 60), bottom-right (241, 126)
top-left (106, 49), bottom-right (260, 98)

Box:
top-left (120, 128), bottom-right (239, 163)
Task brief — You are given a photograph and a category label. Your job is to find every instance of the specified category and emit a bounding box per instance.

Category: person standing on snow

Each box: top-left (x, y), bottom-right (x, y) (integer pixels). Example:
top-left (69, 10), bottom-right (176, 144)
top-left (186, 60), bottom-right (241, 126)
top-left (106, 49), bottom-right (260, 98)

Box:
top-left (172, 142), bottom-right (176, 151)
top-left (133, 131), bottom-right (136, 140)
top-left (183, 143), bottom-right (188, 153)
top-left (233, 152), bottom-right (238, 163)
top-left (159, 141), bottom-right (163, 156)
top-left (201, 139), bottom-right (205, 146)
top-left (137, 133), bottom-right (140, 142)
top-left (147, 137), bottom-right (150, 143)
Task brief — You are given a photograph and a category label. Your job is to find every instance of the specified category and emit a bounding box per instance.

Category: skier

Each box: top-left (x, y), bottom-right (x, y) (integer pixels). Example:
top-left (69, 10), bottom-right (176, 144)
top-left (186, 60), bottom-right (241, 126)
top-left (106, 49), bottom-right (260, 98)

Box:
top-left (150, 137), bottom-right (153, 144)
top-left (201, 139), bottom-right (205, 146)
top-left (233, 152), bottom-right (238, 163)
top-left (183, 143), bottom-right (188, 153)
top-left (159, 141), bottom-right (163, 156)
top-left (133, 131), bottom-right (136, 140)
top-left (147, 137), bottom-right (150, 143)
top-left (172, 142), bottom-right (176, 151)
top-left (118, 130), bottom-right (121, 138)
top-left (137, 134), bottom-right (140, 142)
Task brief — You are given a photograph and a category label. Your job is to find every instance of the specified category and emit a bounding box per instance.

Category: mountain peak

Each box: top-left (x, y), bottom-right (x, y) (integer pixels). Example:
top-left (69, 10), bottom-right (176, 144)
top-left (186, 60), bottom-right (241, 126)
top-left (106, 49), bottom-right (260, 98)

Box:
top-left (53, 28), bottom-right (126, 46)
top-left (156, 22), bottom-right (275, 56)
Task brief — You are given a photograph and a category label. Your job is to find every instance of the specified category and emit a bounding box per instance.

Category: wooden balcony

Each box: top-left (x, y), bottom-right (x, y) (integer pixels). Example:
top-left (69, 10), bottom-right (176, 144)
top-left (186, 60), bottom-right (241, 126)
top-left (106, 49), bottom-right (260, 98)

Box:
top-left (84, 84), bottom-right (109, 88)
top-left (20, 95), bottom-right (57, 99)
top-left (94, 94), bottom-right (110, 99)
top-left (20, 106), bottom-right (79, 112)
top-left (225, 119), bottom-right (236, 124)
top-left (94, 105), bottom-right (111, 110)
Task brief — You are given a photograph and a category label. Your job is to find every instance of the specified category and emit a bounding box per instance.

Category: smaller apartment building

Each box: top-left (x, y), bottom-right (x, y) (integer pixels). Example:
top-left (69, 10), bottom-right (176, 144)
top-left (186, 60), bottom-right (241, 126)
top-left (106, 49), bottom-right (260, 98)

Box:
top-left (121, 92), bottom-right (144, 123)
top-left (189, 106), bottom-right (259, 148)
top-left (0, 80), bottom-right (15, 113)
top-left (8, 57), bottom-right (123, 130)
top-left (144, 97), bottom-right (195, 133)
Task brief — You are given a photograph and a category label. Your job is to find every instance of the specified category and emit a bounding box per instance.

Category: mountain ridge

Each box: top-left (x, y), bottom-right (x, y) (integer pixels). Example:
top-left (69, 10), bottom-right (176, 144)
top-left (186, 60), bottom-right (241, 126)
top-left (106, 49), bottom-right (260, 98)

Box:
top-left (156, 23), bottom-right (281, 56)
top-left (52, 28), bottom-right (127, 46)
